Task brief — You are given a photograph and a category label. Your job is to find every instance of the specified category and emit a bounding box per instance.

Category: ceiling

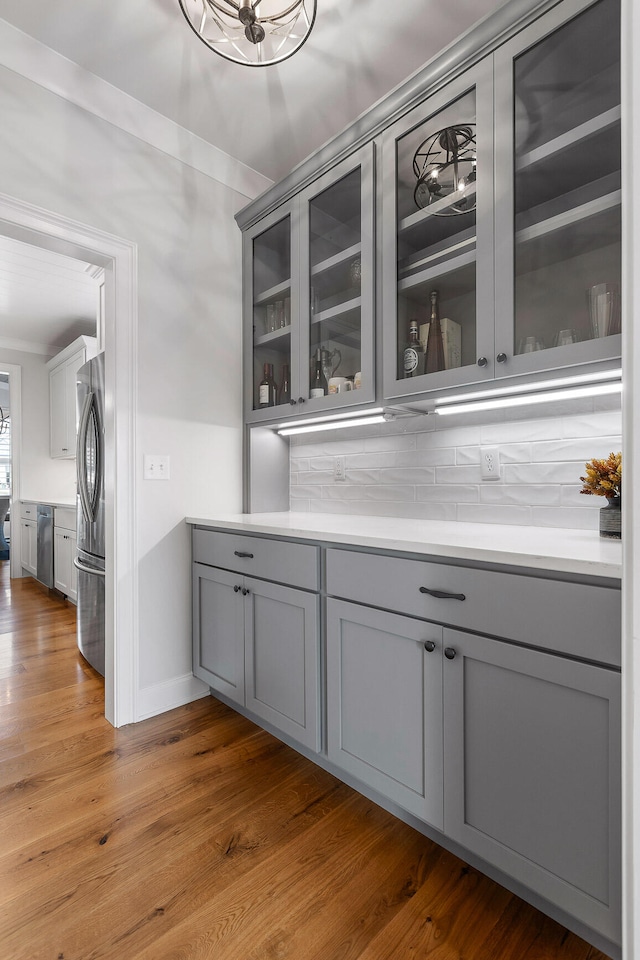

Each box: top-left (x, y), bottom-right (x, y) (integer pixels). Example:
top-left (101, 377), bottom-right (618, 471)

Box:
top-left (0, 0), bottom-right (506, 350)
top-left (0, 0), bottom-right (507, 183)
top-left (0, 236), bottom-right (97, 355)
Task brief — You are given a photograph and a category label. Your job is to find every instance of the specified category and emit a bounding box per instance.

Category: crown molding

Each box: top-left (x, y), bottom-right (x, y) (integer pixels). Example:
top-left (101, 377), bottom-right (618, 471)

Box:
top-left (0, 336), bottom-right (59, 357)
top-left (0, 18), bottom-right (273, 203)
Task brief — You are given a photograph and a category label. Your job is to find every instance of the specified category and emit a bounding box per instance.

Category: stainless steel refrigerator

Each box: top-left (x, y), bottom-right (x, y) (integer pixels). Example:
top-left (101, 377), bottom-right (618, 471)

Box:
top-left (75, 353), bottom-right (105, 676)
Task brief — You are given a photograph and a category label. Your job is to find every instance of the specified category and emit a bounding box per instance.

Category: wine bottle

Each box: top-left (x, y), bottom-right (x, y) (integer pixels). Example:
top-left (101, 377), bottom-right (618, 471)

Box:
top-left (403, 319), bottom-right (425, 378)
top-left (425, 290), bottom-right (445, 374)
top-left (279, 364), bottom-right (291, 404)
top-left (258, 362), bottom-right (277, 408)
top-left (310, 348), bottom-right (328, 398)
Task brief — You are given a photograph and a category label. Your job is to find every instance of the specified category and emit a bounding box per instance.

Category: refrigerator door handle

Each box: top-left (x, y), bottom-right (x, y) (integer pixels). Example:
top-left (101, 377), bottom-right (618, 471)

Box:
top-left (73, 556), bottom-right (106, 577)
top-left (77, 391), bottom-right (93, 524)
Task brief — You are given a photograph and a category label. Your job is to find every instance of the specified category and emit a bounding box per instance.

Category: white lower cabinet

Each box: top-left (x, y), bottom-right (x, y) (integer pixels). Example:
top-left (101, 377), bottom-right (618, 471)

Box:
top-left (193, 561), bottom-right (320, 752)
top-left (20, 517), bottom-right (37, 577)
top-left (53, 526), bottom-right (77, 602)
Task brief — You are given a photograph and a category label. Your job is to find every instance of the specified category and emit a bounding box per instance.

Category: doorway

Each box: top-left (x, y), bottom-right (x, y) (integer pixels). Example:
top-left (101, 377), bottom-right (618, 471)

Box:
top-left (0, 191), bottom-right (137, 727)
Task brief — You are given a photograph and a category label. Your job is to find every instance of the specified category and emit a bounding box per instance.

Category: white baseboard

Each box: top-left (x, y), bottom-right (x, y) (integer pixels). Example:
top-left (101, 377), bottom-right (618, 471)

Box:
top-left (136, 673), bottom-right (210, 722)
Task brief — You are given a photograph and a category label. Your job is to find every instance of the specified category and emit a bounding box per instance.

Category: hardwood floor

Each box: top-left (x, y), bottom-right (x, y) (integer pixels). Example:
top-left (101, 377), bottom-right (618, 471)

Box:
top-left (0, 559), bottom-right (610, 960)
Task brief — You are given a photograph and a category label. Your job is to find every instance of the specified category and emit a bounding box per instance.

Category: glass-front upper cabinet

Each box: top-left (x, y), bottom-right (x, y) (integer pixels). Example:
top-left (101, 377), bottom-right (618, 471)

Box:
top-left (244, 146), bottom-right (374, 422)
top-left (382, 61), bottom-right (495, 400)
top-left (494, 0), bottom-right (621, 376)
top-left (298, 145), bottom-right (375, 411)
top-left (245, 202), bottom-right (299, 419)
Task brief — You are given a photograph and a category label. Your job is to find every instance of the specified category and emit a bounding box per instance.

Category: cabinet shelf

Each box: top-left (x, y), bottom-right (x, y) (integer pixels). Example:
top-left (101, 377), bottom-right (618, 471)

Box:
top-left (311, 242), bottom-right (361, 279)
top-left (398, 185), bottom-right (477, 236)
top-left (311, 295), bottom-right (361, 325)
top-left (254, 324), bottom-right (292, 348)
top-left (398, 249), bottom-right (476, 298)
top-left (517, 106), bottom-right (620, 173)
top-left (254, 278), bottom-right (291, 306)
top-left (516, 190), bottom-right (621, 274)
top-left (399, 229), bottom-right (475, 280)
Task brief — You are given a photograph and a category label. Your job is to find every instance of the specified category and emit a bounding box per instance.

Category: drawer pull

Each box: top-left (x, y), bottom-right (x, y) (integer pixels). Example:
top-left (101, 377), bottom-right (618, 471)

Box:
top-left (444, 647), bottom-right (457, 660)
top-left (419, 586), bottom-right (466, 601)
top-left (234, 551), bottom-right (254, 559)
top-left (423, 640), bottom-right (436, 653)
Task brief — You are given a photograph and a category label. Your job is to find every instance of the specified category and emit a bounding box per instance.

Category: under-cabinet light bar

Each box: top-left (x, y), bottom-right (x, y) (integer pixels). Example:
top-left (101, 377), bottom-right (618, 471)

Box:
top-left (278, 414), bottom-right (387, 437)
top-left (436, 381), bottom-right (622, 416)
top-left (276, 407), bottom-right (384, 431)
top-left (434, 367), bottom-right (622, 408)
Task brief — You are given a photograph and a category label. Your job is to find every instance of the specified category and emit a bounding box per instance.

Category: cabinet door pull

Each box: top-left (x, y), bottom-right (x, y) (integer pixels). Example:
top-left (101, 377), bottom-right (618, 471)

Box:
top-left (289, 398), bottom-right (297, 405)
top-left (444, 647), bottom-right (456, 660)
top-left (234, 551), bottom-right (254, 559)
top-left (477, 357), bottom-right (488, 367)
top-left (496, 352), bottom-right (508, 363)
top-left (419, 586), bottom-right (466, 601)
top-left (233, 584), bottom-right (241, 593)
top-left (423, 640), bottom-right (436, 653)
top-left (241, 587), bottom-right (250, 596)
top-left (298, 397), bottom-right (305, 404)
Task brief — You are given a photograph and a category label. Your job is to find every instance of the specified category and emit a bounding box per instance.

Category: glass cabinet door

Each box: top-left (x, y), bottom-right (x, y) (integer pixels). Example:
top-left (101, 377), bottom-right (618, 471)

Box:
top-left (382, 61), bottom-right (494, 400)
top-left (495, 0), bottom-right (621, 376)
top-left (245, 205), bottom-right (299, 419)
top-left (298, 145), bottom-right (375, 409)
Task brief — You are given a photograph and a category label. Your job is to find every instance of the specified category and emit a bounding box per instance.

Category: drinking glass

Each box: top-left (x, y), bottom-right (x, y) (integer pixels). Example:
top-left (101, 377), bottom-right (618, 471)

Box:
top-left (518, 336), bottom-right (544, 353)
top-left (587, 284), bottom-right (620, 339)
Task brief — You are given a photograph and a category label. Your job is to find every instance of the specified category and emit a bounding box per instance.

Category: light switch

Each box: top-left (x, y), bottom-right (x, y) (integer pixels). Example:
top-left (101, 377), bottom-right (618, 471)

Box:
top-left (144, 454), bottom-right (170, 480)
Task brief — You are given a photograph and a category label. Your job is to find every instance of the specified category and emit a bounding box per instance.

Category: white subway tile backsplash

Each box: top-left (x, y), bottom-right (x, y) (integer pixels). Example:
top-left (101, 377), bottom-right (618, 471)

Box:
top-left (457, 504), bottom-right (533, 525)
top-left (479, 484), bottom-right (562, 506)
top-left (417, 484), bottom-right (479, 503)
top-left (531, 437), bottom-right (621, 462)
top-left (288, 399), bottom-right (622, 529)
top-left (379, 467), bottom-right (437, 485)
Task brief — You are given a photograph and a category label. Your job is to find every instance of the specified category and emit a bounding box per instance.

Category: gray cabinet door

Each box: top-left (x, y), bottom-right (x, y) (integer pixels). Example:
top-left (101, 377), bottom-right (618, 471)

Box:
top-left (244, 577), bottom-right (320, 752)
top-left (192, 563), bottom-right (245, 706)
top-left (326, 598), bottom-right (444, 828)
top-left (442, 627), bottom-right (620, 944)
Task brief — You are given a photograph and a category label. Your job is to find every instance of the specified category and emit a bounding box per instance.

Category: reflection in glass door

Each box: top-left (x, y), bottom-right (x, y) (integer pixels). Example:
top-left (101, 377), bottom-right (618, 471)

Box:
top-left (251, 215), bottom-right (293, 412)
top-left (512, 0), bottom-right (620, 357)
top-left (306, 167), bottom-right (365, 401)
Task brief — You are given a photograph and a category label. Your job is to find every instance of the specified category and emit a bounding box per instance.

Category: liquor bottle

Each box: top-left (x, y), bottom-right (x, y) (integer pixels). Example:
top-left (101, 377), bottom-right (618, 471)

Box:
top-left (425, 290), bottom-right (445, 374)
top-left (310, 348), bottom-right (328, 398)
top-left (403, 319), bottom-right (425, 378)
top-left (279, 364), bottom-right (291, 404)
top-left (258, 362), bottom-right (277, 408)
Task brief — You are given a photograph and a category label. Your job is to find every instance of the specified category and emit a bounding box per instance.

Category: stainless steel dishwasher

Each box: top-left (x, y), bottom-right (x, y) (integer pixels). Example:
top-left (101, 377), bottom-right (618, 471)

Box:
top-left (36, 504), bottom-right (54, 587)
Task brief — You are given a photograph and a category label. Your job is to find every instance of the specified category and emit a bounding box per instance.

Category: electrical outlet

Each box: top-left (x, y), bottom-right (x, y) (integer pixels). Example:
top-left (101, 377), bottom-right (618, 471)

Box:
top-left (144, 454), bottom-right (171, 480)
top-left (334, 456), bottom-right (346, 482)
top-left (480, 447), bottom-right (500, 481)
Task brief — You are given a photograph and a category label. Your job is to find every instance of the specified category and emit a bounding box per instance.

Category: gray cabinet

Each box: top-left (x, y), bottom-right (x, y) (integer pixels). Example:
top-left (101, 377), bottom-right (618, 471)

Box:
top-left (244, 144), bottom-right (376, 423)
top-left (442, 626), bottom-right (621, 944)
top-left (324, 544), bottom-right (620, 950)
top-left (378, 0), bottom-right (621, 400)
top-left (192, 542), bottom-right (320, 751)
top-left (326, 598), bottom-right (443, 827)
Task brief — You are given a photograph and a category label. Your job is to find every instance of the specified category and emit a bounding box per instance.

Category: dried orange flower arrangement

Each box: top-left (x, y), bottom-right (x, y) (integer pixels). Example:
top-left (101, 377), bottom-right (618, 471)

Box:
top-left (580, 451), bottom-right (622, 499)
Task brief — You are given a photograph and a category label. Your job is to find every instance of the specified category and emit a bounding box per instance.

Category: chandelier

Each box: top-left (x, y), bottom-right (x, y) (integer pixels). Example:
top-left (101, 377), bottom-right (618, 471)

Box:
top-left (0, 407), bottom-right (8, 437)
top-left (413, 125), bottom-right (477, 215)
top-left (178, 0), bottom-right (317, 67)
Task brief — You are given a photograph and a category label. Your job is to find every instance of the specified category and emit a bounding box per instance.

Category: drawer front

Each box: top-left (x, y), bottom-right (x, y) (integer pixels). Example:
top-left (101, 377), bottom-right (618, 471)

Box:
top-left (55, 507), bottom-right (76, 531)
top-left (193, 528), bottom-right (319, 592)
top-left (20, 502), bottom-right (36, 520)
top-left (326, 548), bottom-right (621, 667)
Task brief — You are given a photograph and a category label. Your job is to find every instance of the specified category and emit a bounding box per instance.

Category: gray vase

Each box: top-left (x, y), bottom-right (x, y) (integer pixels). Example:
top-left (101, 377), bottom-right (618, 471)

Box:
top-left (599, 496), bottom-right (622, 539)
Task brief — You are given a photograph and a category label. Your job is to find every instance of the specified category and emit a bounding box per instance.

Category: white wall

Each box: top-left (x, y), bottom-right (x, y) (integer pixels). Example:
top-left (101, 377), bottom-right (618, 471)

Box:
top-left (0, 63), bottom-right (248, 717)
top-left (0, 346), bottom-right (77, 503)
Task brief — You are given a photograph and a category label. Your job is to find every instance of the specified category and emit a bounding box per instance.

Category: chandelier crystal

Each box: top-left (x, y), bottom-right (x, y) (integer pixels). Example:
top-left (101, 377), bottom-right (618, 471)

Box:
top-left (178, 0), bottom-right (317, 67)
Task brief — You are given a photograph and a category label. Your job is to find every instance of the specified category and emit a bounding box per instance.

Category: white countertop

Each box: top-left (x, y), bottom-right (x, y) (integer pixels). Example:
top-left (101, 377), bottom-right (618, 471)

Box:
top-left (186, 512), bottom-right (622, 580)
top-left (20, 499), bottom-right (76, 509)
